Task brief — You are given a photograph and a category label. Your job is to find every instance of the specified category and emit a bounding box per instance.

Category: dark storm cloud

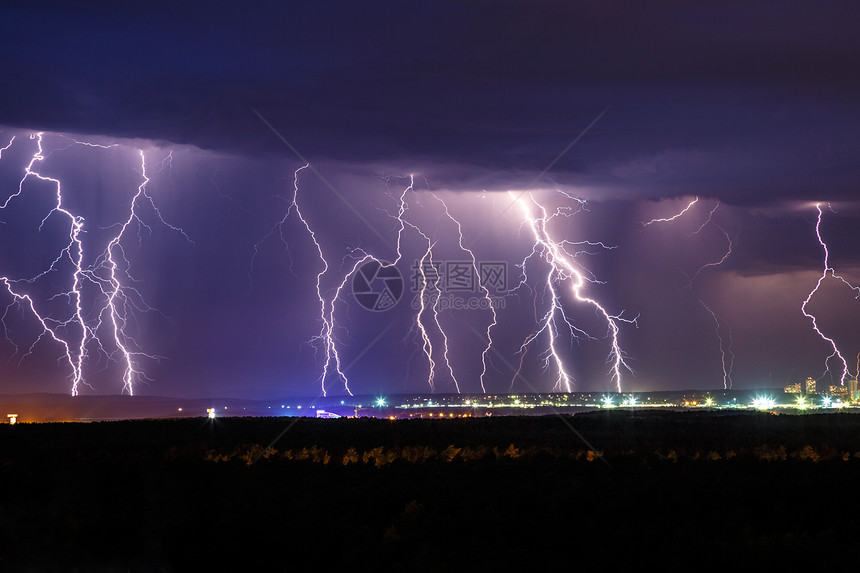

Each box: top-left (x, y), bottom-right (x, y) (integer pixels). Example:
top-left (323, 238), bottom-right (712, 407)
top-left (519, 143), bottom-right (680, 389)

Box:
top-left (2, 1), bottom-right (858, 206)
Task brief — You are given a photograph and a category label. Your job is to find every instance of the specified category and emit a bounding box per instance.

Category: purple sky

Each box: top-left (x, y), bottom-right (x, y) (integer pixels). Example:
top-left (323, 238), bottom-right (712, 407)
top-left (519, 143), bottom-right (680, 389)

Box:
top-left (1, 1), bottom-right (859, 398)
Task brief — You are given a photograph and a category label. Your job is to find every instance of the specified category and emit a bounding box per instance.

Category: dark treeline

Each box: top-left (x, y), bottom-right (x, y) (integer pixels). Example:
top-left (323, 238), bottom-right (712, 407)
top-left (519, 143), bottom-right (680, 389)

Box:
top-left (2, 411), bottom-right (860, 570)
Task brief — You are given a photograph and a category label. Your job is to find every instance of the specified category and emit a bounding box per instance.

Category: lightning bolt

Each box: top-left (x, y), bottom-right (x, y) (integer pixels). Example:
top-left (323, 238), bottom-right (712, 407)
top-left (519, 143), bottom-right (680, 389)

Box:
top-left (687, 220), bottom-right (736, 391)
top-left (643, 197), bottom-right (699, 226)
top-left (691, 201), bottom-right (720, 235)
top-left (87, 150), bottom-right (188, 395)
top-left (644, 197), bottom-right (735, 389)
top-left (0, 132), bottom-right (188, 395)
top-left (421, 242), bottom-right (461, 393)
top-left (0, 135), bottom-right (15, 161)
top-left (1, 133), bottom-right (90, 393)
top-left (433, 195), bottom-right (498, 393)
top-left (856, 352), bottom-right (860, 384)
top-left (508, 191), bottom-right (635, 392)
top-left (381, 177), bottom-right (460, 393)
top-left (250, 164), bottom-right (350, 396)
top-left (801, 203), bottom-right (859, 385)
top-left (321, 175), bottom-right (421, 395)
top-left (324, 176), bottom-right (478, 395)
top-left (258, 170), bottom-right (632, 395)
top-left (413, 241), bottom-right (440, 390)
top-left (254, 169), bottom-right (441, 396)
top-left (691, 217), bottom-right (734, 391)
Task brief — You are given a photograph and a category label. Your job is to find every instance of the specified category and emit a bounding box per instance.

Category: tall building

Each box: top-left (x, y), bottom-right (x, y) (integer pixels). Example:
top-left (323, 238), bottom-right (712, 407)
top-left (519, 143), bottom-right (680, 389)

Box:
top-left (805, 377), bottom-right (817, 395)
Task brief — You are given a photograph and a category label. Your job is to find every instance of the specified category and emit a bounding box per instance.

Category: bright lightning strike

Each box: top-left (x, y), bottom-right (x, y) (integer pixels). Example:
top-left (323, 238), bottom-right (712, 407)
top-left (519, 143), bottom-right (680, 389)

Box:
top-left (251, 164), bottom-right (355, 396)
top-left (0, 132), bottom-right (189, 395)
top-left (509, 191), bottom-right (635, 392)
top-left (413, 240), bottom-right (441, 391)
top-left (801, 203), bottom-right (860, 385)
top-left (382, 177), bottom-right (460, 393)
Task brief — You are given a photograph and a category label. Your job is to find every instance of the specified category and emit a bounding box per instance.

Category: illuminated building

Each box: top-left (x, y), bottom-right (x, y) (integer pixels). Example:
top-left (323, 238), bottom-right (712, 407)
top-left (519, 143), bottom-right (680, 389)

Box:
top-left (805, 377), bottom-right (817, 395)
top-left (6, 413), bottom-right (17, 425)
top-left (784, 382), bottom-right (802, 394)
top-left (828, 385), bottom-right (849, 400)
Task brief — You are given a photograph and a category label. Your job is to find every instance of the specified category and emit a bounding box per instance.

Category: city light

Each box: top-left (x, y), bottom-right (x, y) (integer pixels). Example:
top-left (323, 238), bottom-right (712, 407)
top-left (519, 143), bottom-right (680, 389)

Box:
top-left (751, 396), bottom-right (775, 410)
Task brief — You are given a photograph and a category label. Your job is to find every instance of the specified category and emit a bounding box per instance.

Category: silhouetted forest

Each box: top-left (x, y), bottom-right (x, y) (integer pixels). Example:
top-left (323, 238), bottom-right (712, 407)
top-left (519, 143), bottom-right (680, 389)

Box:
top-left (2, 411), bottom-right (860, 570)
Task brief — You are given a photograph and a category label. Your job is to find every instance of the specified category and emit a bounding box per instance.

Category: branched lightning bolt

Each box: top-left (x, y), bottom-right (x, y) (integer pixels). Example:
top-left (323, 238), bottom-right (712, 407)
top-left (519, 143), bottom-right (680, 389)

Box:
top-left (86, 150), bottom-right (190, 395)
top-left (801, 203), bottom-right (859, 385)
top-left (685, 220), bottom-right (733, 289)
top-left (423, 242), bottom-right (461, 393)
top-left (250, 164), bottom-right (309, 279)
top-left (509, 191), bottom-right (635, 392)
top-left (254, 168), bottom-right (420, 396)
top-left (251, 164), bottom-right (350, 396)
top-left (682, 226), bottom-right (736, 391)
top-left (260, 171), bottom-right (633, 395)
top-left (645, 197), bottom-right (735, 389)
top-left (381, 177), bottom-right (460, 392)
top-left (0, 132), bottom-right (188, 395)
top-left (1, 133), bottom-right (89, 393)
top-left (432, 195), bottom-right (498, 393)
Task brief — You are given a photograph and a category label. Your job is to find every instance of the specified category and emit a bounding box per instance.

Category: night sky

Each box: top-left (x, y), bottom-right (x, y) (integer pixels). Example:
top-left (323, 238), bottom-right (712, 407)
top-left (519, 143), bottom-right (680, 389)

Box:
top-left (1, 1), bottom-right (859, 398)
